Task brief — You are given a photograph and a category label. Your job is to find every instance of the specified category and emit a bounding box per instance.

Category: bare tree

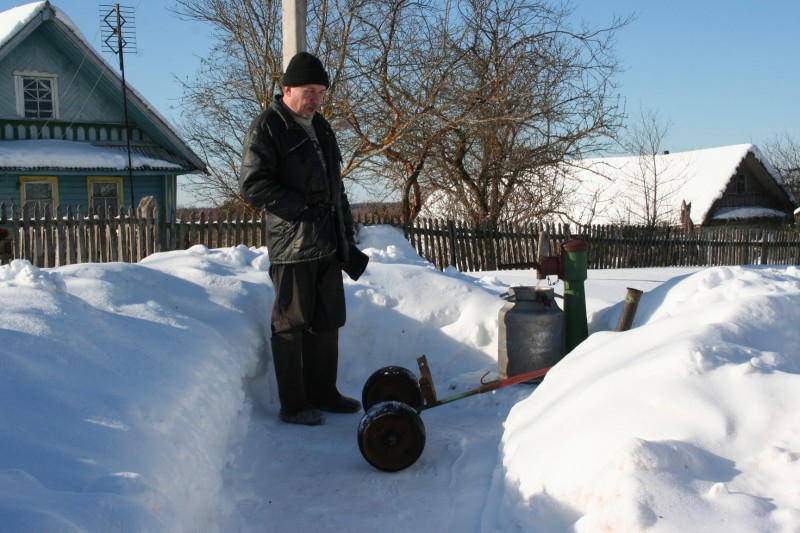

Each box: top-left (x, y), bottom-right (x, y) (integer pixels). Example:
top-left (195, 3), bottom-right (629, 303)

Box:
top-left (613, 107), bottom-right (688, 227)
top-left (319, 0), bottom-right (460, 223)
top-left (762, 132), bottom-right (800, 203)
top-left (173, 0), bottom-right (396, 209)
top-left (172, 0), bottom-right (629, 225)
top-left (171, 0), bottom-right (283, 208)
top-left (418, 0), bottom-right (629, 226)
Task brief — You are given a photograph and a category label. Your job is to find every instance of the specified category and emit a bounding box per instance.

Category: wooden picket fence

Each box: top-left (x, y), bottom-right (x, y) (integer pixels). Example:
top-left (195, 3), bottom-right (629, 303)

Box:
top-left (1, 204), bottom-right (798, 270)
top-left (0, 204), bottom-right (267, 268)
top-left (391, 216), bottom-right (800, 271)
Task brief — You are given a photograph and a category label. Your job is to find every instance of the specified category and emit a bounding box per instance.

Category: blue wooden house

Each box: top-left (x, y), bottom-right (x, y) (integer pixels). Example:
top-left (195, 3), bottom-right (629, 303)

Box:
top-left (0, 1), bottom-right (205, 217)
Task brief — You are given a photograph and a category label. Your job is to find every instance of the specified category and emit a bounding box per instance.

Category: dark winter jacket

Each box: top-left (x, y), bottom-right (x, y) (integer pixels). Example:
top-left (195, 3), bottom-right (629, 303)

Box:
top-left (239, 95), bottom-right (356, 265)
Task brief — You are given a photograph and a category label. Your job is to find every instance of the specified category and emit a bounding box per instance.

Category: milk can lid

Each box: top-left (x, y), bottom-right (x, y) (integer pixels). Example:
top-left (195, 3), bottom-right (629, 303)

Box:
top-left (507, 286), bottom-right (554, 301)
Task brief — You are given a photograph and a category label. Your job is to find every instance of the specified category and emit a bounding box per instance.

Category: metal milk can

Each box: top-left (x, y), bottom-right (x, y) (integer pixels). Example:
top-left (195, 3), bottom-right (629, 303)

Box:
top-left (497, 286), bottom-right (564, 379)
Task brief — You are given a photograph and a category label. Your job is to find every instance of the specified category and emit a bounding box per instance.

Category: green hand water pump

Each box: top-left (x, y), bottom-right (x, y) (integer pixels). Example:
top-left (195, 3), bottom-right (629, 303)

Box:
top-left (535, 234), bottom-right (589, 353)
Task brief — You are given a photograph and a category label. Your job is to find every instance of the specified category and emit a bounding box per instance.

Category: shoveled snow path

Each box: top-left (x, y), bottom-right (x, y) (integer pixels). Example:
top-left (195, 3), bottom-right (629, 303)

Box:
top-left (220, 374), bottom-right (535, 532)
top-left (217, 264), bottom-right (706, 532)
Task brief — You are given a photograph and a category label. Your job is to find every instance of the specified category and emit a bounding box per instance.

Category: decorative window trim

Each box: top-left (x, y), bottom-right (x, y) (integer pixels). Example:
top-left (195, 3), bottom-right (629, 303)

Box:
top-left (13, 70), bottom-right (60, 119)
top-left (87, 176), bottom-right (124, 213)
top-left (19, 176), bottom-right (59, 216)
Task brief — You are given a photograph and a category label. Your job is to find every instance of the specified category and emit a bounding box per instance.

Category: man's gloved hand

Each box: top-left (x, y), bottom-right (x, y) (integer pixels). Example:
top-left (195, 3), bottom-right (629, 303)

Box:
top-left (342, 243), bottom-right (369, 281)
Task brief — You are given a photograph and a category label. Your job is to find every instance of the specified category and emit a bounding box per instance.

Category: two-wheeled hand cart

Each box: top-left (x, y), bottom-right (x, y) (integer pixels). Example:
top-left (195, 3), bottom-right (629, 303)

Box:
top-left (357, 355), bottom-right (551, 472)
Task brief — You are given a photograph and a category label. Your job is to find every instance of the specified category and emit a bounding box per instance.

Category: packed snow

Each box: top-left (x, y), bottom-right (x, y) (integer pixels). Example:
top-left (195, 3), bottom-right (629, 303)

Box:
top-left (0, 224), bottom-right (798, 532)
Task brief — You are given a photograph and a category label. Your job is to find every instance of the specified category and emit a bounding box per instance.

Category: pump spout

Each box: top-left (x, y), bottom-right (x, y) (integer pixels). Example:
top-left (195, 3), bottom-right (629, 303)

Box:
top-left (537, 231), bottom-right (551, 258)
top-left (536, 230), bottom-right (560, 279)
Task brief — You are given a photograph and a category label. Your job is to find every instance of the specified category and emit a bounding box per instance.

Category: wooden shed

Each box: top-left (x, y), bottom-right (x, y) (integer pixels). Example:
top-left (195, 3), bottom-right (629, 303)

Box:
top-left (561, 144), bottom-right (797, 228)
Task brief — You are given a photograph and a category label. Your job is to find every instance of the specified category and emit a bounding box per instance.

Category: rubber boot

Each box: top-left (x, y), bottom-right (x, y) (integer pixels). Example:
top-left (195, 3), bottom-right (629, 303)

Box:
top-left (303, 329), bottom-right (361, 413)
top-left (271, 333), bottom-right (324, 425)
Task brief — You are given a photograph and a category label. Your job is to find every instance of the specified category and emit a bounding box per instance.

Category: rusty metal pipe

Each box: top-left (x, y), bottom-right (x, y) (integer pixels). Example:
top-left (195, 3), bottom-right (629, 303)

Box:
top-left (418, 365), bottom-right (551, 411)
top-left (616, 287), bottom-right (644, 332)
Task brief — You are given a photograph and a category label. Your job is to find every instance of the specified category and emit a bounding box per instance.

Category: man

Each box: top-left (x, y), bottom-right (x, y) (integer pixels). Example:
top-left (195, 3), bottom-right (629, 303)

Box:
top-left (239, 51), bottom-right (368, 426)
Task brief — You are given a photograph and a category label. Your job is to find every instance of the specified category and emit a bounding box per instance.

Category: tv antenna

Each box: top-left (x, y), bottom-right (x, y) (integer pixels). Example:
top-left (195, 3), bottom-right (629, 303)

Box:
top-left (100, 4), bottom-right (137, 209)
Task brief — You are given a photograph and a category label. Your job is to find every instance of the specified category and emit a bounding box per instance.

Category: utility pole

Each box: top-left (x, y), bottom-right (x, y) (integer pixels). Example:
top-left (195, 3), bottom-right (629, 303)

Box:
top-left (282, 0), bottom-right (306, 70)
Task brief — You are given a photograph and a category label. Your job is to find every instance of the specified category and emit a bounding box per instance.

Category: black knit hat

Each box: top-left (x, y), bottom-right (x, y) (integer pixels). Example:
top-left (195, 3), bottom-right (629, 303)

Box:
top-left (282, 52), bottom-right (330, 88)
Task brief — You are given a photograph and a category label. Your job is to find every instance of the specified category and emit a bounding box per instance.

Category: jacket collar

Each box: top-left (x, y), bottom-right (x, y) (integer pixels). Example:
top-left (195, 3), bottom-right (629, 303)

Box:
top-left (272, 94), bottom-right (330, 132)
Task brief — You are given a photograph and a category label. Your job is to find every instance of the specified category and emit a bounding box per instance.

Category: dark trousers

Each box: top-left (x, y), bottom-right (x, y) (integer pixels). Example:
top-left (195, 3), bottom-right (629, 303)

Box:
top-left (268, 254), bottom-right (345, 412)
top-left (269, 253), bottom-right (345, 335)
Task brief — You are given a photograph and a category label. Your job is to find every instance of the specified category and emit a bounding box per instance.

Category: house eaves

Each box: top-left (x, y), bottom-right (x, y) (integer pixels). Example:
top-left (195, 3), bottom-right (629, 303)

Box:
top-left (0, 139), bottom-right (188, 173)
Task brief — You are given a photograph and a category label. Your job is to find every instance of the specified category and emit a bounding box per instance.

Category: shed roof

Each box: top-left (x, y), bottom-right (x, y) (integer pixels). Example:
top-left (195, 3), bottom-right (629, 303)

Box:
top-left (562, 144), bottom-right (795, 225)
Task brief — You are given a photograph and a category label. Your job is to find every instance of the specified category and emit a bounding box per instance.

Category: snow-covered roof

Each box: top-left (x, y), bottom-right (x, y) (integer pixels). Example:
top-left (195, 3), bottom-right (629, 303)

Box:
top-left (0, 2), bottom-right (42, 46)
top-left (0, 139), bottom-right (184, 171)
top-left (0, 2), bottom-right (206, 173)
top-left (711, 206), bottom-right (790, 221)
top-left (562, 143), bottom-right (795, 226)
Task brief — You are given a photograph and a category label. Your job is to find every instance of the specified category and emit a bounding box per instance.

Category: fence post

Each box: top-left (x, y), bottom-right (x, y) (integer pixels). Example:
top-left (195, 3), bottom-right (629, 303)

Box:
top-left (11, 203), bottom-right (21, 262)
top-left (0, 203), bottom-right (10, 265)
top-left (760, 230), bottom-right (770, 265)
top-left (136, 209), bottom-right (145, 261)
top-left (33, 204), bottom-right (44, 267)
top-left (117, 206), bottom-right (128, 263)
top-left (188, 211), bottom-right (197, 249)
top-left (447, 219), bottom-right (458, 268)
top-left (54, 205), bottom-right (65, 266)
top-left (76, 206), bottom-right (85, 264)
top-left (168, 208), bottom-right (179, 252)
top-left (98, 208), bottom-right (108, 263)
top-left (432, 218), bottom-right (443, 269)
top-left (156, 206), bottom-right (166, 254)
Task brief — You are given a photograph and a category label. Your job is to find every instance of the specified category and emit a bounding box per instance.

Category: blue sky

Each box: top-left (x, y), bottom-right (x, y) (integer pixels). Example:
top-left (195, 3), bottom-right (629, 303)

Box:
top-left (576, 0), bottom-right (800, 153)
top-left (4, 0), bottom-right (799, 157)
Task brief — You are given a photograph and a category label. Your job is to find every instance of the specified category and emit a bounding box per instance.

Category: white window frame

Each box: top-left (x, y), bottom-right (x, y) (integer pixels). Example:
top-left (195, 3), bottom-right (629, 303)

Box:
top-left (14, 70), bottom-right (60, 119)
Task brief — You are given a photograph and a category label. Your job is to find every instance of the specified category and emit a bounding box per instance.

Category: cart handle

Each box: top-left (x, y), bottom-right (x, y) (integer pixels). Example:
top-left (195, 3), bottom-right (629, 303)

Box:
top-left (416, 355), bottom-right (551, 411)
